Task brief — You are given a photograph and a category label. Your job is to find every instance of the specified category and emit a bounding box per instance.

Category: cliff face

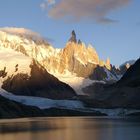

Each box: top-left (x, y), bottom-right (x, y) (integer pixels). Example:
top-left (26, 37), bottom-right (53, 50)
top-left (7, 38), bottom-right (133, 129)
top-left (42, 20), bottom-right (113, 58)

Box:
top-left (42, 31), bottom-right (101, 77)
top-left (58, 42), bottom-right (99, 77)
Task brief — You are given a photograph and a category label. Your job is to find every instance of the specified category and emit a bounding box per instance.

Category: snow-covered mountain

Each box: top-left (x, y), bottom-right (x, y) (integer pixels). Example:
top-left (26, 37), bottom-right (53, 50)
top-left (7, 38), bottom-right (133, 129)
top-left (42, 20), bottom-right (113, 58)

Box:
top-left (0, 27), bottom-right (58, 61)
top-left (0, 27), bottom-right (140, 118)
top-left (0, 27), bottom-right (121, 95)
top-left (120, 60), bottom-right (136, 67)
top-left (119, 60), bottom-right (136, 75)
top-left (0, 45), bottom-right (76, 99)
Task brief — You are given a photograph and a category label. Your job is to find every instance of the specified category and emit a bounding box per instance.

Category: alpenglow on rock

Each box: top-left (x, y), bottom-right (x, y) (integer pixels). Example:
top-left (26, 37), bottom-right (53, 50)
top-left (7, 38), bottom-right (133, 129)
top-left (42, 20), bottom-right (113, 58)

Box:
top-left (0, 27), bottom-right (117, 80)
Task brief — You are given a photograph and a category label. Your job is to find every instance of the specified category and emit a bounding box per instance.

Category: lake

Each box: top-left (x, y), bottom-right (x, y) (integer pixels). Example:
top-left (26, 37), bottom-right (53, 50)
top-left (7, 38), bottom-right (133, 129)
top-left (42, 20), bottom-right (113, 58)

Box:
top-left (0, 117), bottom-right (140, 140)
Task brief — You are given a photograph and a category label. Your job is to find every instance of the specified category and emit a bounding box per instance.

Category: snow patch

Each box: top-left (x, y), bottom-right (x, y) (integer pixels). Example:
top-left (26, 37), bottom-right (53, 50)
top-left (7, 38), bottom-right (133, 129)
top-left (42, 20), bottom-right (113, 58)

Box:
top-left (52, 71), bottom-right (105, 95)
top-left (0, 46), bottom-right (31, 79)
top-left (104, 68), bottom-right (118, 81)
top-left (0, 88), bottom-right (84, 110)
top-left (120, 60), bottom-right (136, 68)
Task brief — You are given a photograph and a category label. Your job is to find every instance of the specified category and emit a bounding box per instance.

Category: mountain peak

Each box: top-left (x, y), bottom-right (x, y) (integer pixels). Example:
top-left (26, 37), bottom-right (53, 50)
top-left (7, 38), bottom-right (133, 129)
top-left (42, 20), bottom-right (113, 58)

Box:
top-left (119, 59), bottom-right (136, 75)
top-left (69, 30), bottom-right (77, 43)
top-left (78, 39), bottom-right (82, 45)
top-left (106, 58), bottom-right (111, 70)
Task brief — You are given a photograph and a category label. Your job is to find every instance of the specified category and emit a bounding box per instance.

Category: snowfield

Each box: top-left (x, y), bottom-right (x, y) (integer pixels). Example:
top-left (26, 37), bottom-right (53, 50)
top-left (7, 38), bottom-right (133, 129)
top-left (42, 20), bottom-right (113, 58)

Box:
top-left (0, 87), bottom-right (84, 110)
top-left (52, 70), bottom-right (105, 95)
top-left (0, 46), bottom-right (32, 78)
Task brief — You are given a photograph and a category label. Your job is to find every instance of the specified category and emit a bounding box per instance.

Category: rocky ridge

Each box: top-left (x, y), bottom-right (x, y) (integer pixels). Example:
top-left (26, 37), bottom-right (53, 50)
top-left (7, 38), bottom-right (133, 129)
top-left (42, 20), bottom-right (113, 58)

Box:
top-left (0, 28), bottom-right (120, 82)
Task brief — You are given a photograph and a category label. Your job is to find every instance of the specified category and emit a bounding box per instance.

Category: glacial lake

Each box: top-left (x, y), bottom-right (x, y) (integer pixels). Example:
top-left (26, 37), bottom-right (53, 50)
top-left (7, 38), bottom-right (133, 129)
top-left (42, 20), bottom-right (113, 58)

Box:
top-left (0, 117), bottom-right (140, 140)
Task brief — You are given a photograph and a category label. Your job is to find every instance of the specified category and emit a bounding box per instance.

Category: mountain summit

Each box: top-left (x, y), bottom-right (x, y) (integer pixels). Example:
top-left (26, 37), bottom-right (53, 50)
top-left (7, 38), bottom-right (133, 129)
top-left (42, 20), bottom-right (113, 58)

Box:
top-left (0, 28), bottom-right (119, 77)
top-left (69, 30), bottom-right (77, 43)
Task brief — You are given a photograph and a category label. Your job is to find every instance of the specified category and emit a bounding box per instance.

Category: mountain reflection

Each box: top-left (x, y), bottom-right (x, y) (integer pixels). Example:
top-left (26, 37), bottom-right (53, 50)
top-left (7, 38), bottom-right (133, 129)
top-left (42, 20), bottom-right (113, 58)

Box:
top-left (0, 117), bottom-right (140, 140)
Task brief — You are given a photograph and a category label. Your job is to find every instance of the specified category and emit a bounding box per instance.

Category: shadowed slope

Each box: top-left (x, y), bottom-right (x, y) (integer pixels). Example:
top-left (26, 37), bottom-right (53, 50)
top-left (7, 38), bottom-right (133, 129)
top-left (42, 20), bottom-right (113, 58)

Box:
top-left (2, 60), bottom-right (76, 99)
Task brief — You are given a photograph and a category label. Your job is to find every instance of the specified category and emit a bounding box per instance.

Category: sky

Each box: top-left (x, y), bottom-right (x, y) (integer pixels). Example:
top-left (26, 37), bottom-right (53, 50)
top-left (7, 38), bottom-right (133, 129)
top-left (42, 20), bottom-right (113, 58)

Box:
top-left (0, 0), bottom-right (139, 66)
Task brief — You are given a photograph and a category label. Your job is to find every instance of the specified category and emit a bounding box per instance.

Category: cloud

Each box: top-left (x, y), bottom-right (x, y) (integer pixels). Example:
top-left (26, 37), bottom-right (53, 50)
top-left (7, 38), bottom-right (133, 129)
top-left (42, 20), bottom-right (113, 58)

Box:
top-left (40, 0), bottom-right (56, 9)
top-left (97, 18), bottom-right (119, 24)
top-left (41, 0), bottom-right (131, 24)
top-left (44, 37), bottom-right (55, 43)
top-left (0, 27), bottom-right (54, 44)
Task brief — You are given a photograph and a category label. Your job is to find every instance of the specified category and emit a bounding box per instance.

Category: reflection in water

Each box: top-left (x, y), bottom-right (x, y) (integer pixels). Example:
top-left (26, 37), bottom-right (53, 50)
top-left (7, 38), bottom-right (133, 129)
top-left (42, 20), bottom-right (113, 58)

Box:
top-left (0, 117), bottom-right (140, 140)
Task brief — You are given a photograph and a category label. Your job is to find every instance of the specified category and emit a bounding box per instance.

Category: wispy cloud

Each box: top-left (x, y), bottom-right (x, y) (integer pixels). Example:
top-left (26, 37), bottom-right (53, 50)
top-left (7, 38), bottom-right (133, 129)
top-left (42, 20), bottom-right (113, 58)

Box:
top-left (40, 0), bottom-right (56, 9)
top-left (40, 0), bottom-right (131, 24)
top-left (45, 37), bottom-right (55, 43)
top-left (0, 27), bottom-right (54, 43)
top-left (97, 18), bottom-right (119, 24)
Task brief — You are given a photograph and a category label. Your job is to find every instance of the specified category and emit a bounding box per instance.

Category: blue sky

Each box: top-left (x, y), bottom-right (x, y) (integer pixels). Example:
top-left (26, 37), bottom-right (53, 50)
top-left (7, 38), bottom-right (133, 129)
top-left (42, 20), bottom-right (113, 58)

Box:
top-left (0, 0), bottom-right (139, 66)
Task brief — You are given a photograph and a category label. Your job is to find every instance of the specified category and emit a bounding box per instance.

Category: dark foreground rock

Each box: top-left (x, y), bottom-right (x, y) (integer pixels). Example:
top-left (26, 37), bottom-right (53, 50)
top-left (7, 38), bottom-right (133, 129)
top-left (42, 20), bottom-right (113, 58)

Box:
top-left (0, 95), bottom-right (45, 119)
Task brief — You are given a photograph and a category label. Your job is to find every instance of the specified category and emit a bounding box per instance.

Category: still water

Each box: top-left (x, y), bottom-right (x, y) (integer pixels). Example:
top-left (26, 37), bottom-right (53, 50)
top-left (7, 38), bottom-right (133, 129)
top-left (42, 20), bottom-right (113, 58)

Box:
top-left (0, 117), bottom-right (140, 140)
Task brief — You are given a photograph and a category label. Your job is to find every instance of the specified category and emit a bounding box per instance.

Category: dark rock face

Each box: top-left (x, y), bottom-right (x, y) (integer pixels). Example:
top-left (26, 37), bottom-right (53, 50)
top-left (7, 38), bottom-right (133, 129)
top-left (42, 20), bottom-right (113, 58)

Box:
top-left (78, 39), bottom-right (82, 45)
top-left (0, 67), bottom-right (7, 78)
top-left (15, 45), bottom-right (28, 56)
top-left (2, 60), bottom-right (76, 99)
top-left (82, 84), bottom-right (140, 109)
top-left (68, 58), bottom-right (97, 78)
top-left (69, 30), bottom-right (77, 43)
top-left (89, 65), bottom-right (119, 82)
top-left (89, 66), bottom-right (107, 80)
top-left (81, 59), bottom-right (140, 109)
